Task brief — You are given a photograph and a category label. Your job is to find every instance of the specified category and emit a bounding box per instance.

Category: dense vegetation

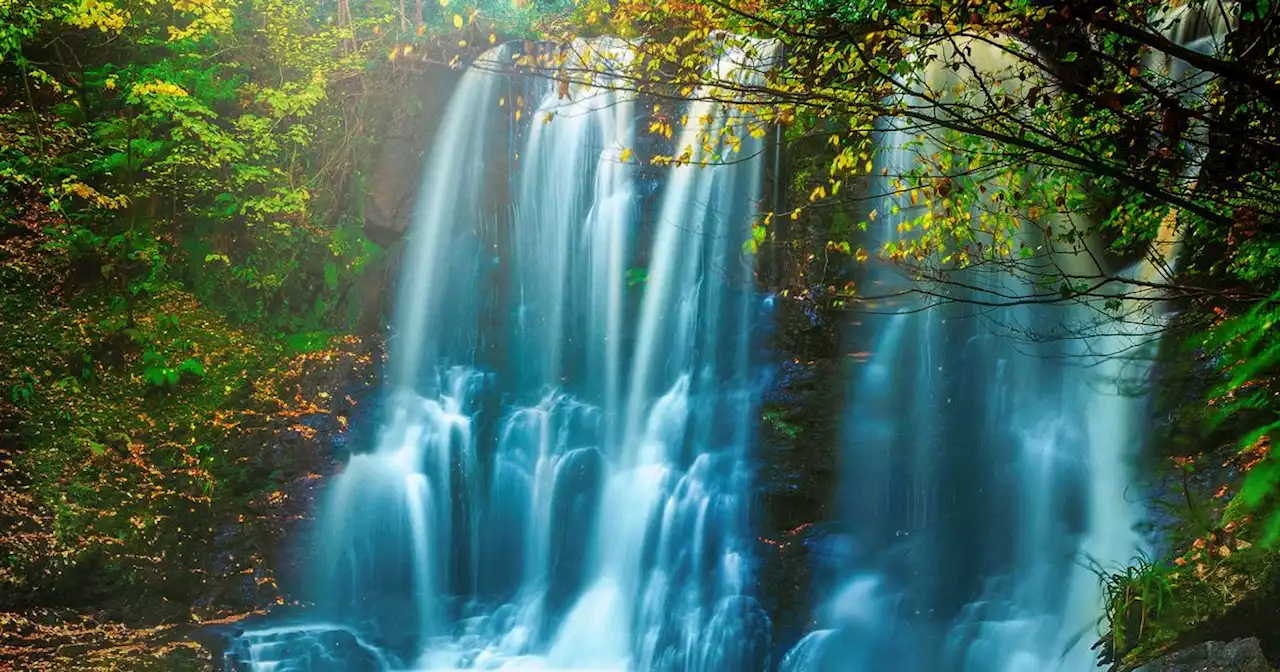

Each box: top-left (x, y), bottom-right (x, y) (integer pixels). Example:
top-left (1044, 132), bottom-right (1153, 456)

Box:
top-left (0, 0), bottom-right (421, 664)
top-left (1, 0), bottom-right (1277, 668)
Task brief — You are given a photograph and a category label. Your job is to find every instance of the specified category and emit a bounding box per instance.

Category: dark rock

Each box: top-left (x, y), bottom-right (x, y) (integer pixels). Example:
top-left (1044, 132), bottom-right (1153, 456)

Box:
top-left (222, 626), bottom-right (390, 672)
top-left (544, 446), bottom-right (605, 633)
top-left (705, 595), bottom-right (774, 671)
top-left (1135, 638), bottom-right (1275, 672)
top-left (363, 69), bottom-right (462, 249)
top-left (750, 292), bottom-right (845, 663)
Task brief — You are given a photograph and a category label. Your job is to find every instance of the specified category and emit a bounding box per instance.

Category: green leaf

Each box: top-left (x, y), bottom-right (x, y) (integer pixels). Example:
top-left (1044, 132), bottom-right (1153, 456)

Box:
top-left (214, 193), bottom-right (239, 216)
top-left (324, 261), bottom-right (339, 291)
top-left (1262, 511), bottom-right (1280, 547)
top-left (178, 358), bottom-right (206, 377)
top-left (144, 367), bottom-right (166, 387)
top-left (1239, 457), bottom-right (1280, 509)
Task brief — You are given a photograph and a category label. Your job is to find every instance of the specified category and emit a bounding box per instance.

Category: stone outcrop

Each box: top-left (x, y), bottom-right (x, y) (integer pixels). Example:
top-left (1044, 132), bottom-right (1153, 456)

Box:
top-left (1135, 638), bottom-right (1275, 672)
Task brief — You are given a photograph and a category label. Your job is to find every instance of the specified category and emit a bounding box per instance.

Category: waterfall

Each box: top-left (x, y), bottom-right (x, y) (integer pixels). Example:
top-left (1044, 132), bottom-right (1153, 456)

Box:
top-left (778, 112), bottom-right (1155, 672)
top-left (225, 38), bottom-right (775, 672)
top-left (781, 11), bottom-right (1232, 670)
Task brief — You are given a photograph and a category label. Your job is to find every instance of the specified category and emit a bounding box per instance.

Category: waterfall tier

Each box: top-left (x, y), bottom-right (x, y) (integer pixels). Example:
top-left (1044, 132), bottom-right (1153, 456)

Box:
top-left (226, 38), bottom-right (777, 672)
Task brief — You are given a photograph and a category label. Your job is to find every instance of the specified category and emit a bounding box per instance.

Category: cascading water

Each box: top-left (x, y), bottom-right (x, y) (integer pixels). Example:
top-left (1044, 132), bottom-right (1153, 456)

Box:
top-left (783, 9), bottom-right (1231, 670)
top-left (782, 126), bottom-right (1155, 672)
top-left (225, 38), bottom-right (775, 672)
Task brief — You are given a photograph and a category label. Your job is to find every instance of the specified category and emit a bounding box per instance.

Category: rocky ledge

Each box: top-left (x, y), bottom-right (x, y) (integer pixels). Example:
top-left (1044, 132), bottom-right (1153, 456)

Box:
top-left (1135, 638), bottom-right (1275, 672)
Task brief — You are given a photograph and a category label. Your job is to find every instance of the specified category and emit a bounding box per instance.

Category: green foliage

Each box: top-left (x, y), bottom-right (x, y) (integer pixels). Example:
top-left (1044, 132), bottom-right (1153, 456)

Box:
top-left (0, 0), bottom-right (414, 334)
top-left (1202, 294), bottom-right (1280, 546)
top-left (1099, 294), bottom-right (1280, 665)
top-left (762, 409), bottom-right (801, 439)
top-left (9, 371), bottom-right (36, 404)
top-left (1098, 537), bottom-right (1280, 667)
top-left (0, 0), bottom-right (404, 621)
top-left (1099, 553), bottom-right (1174, 654)
top-left (554, 0), bottom-right (1280, 318)
top-left (284, 330), bottom-right (335, 354)
top-left (141, 347), bottom-right (206, 389)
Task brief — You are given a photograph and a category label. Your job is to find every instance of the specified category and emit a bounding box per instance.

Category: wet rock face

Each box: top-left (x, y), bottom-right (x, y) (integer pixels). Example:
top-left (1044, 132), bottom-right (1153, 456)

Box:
top-left (754, 294), bottom-right (843, 659)
top-left (1135, 638), bottom-right (1275, 672)
top-left (194, 348), bottom-right (381, 618)
top-left (364, 70), bottom-right (464, 249)
top-left (223, 626), bottom-right (390, 672)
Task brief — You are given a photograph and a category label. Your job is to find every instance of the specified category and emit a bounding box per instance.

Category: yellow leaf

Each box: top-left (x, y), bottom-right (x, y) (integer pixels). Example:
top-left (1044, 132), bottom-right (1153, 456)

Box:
top-left (809, 185), bottom-right (826, 202)
top-left (489, 33), bottom-right (497, 44)
top-left (790, 208), bottom-right (802, 221)
top-left (439, 0), bottom-right (448, 5)
top-left (453, 14), bottom-right (463, 28)
top-left (620, 147), bottom-right (633, 163)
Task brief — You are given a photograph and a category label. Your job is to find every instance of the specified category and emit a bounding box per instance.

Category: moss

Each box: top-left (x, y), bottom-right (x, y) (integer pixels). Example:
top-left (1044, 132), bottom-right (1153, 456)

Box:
top-left (763, 408), bottom-right (803, 439)
top-left (0, 239), bottom-right (374, 616)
